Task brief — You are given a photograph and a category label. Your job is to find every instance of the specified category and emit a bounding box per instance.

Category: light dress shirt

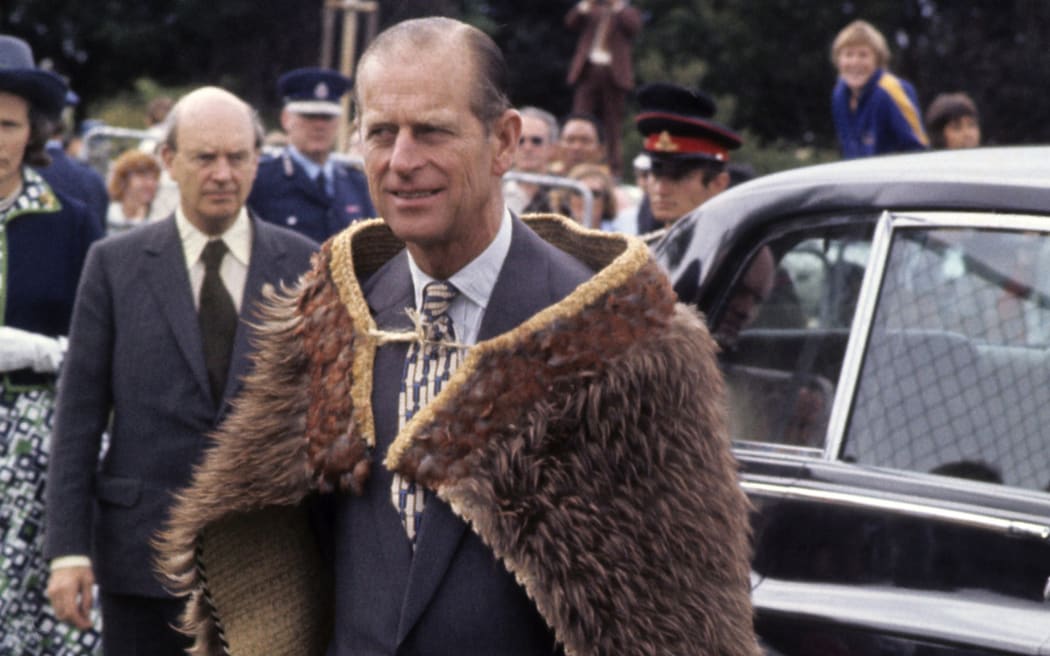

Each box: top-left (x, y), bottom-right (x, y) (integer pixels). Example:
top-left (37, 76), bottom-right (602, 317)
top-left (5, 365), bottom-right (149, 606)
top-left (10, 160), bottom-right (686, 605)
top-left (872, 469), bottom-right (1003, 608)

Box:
top-left (177, 206), bottom-right (252, 312)
top-left (406, 207), bottom-right (512, 346)
top-left (288, 145), bottom-right (335, 197)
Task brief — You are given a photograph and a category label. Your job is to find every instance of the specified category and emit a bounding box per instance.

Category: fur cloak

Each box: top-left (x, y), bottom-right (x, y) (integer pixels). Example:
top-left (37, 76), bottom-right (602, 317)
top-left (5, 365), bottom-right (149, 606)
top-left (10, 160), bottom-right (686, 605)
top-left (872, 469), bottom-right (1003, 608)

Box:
top-left (156, 215), bottom-right (760, 656)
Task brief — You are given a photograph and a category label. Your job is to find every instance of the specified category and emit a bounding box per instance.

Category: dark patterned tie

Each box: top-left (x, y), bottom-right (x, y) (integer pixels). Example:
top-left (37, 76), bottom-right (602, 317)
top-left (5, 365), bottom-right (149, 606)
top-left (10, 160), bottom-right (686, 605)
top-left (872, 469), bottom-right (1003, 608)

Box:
top-left (198, 240), bottom-right (238, 403)
top-left (314, 171), bottom-right (328, 198)
top-left (392, 280), bottom-right (461, 542)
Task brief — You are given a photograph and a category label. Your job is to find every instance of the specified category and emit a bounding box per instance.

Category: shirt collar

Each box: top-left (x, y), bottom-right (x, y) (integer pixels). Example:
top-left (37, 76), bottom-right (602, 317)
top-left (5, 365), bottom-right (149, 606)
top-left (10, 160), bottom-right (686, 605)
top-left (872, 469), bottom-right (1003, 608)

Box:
top-left (175, 206), bottom-right (252, 268)
top-left (408, 206), bottom-right (512, 311)
top-left (287, 145), bottom-right (332, 182)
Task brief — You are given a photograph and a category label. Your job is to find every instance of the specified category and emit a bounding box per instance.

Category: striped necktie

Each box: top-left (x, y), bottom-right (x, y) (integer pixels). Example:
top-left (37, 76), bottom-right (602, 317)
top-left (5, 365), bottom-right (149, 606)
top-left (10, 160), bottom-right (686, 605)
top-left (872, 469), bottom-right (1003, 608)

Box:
top-left (392, 280), bottom-right (461, 543)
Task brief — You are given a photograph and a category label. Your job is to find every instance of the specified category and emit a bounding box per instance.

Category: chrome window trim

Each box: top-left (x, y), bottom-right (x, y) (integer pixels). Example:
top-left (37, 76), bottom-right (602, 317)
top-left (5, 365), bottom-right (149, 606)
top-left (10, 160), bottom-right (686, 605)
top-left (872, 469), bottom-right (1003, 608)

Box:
top-left (824, 210), bottom-right (894, 459)
top-left (752, 577), bottom-right (1049, 653)
top-left (742, 479), bottom-right (1050, 540)
top-left (733, 440), bottom-right (824, 460)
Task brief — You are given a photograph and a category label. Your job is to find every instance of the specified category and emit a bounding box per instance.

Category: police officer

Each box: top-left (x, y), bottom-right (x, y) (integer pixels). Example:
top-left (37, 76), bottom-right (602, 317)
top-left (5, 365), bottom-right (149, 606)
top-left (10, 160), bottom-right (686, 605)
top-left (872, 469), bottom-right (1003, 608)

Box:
top-left (634, 82), bottom-right (742, 231)
top-left (248, 67), bottom-right (375, 243)
top-left (35, 89), bottom-right (109, 232)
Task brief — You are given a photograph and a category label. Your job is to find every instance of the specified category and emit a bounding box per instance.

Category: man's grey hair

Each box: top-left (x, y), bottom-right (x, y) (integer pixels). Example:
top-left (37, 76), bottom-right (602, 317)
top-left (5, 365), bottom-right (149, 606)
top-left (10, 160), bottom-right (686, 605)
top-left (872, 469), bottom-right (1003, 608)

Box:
top-left (518, 106), bottom-right (559, 143)
top-left (355, 17), bottom-right (512, 131)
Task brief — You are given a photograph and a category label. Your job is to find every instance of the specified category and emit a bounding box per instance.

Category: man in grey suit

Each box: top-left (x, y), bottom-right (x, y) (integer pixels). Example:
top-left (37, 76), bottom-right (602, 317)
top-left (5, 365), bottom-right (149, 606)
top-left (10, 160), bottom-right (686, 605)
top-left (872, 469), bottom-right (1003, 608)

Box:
top-left (155, 17), bottom-right (759, 656)
top-left (44, 86), bottom-right (317, 655)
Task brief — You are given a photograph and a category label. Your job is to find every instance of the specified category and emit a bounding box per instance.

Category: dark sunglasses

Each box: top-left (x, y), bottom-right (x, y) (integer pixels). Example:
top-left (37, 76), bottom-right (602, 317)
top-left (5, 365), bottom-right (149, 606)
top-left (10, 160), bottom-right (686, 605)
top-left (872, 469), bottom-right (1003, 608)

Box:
top-left (518, 136), bottom-right (545, 146)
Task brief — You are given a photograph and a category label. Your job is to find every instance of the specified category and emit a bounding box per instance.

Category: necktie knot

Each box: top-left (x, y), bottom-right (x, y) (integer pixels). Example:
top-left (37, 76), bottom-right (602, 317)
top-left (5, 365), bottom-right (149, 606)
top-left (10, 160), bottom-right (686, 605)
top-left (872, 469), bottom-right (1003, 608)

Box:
top-left (420, 281), bottom-right (458, 322)
top-left (201, 240), bottom-right (228, 273)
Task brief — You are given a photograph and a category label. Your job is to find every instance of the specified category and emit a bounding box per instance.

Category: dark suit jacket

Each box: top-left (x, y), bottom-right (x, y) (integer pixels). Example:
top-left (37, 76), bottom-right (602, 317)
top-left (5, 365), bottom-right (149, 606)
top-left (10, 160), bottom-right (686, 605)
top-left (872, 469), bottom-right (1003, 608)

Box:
top-left (323, 217), bottom-right (592, 655)
top-left (565, 2), bottom-right (643, 90)
top-left (249, 150), bottom-right (376, 244)
top-left (44, 214), bottom-right (317, 598)
top-left (35, 145), bottom-right (108, 233)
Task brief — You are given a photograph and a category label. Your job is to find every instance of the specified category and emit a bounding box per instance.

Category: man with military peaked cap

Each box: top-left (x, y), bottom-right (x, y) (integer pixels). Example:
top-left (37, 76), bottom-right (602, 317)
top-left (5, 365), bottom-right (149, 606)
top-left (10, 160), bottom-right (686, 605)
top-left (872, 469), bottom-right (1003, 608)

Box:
top-left (635, 82), bottom-right (742, 228)
top-left (248, 67), bottom-right (375, 243)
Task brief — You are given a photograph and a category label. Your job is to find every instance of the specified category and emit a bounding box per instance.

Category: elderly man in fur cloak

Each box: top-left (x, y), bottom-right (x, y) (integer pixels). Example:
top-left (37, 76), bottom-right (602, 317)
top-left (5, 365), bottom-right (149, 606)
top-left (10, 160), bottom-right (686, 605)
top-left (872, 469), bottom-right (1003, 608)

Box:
top-left (157, 16), bottom-right (760, 656)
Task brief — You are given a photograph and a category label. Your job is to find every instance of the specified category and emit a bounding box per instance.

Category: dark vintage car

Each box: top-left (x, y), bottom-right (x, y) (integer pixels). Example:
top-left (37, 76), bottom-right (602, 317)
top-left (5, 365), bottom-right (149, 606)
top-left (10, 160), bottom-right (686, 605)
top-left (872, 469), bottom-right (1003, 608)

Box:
top-left (652, 147), bottom-right (1050, 655)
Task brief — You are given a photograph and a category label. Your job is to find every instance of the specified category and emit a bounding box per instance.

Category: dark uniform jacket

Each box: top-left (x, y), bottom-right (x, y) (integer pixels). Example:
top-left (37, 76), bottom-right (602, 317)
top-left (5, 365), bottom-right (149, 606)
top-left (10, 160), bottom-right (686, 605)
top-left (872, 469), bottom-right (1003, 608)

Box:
top-left (34, 144), bottom-right (108, 232)
top-left (248, 149), bottom-right (375, 244)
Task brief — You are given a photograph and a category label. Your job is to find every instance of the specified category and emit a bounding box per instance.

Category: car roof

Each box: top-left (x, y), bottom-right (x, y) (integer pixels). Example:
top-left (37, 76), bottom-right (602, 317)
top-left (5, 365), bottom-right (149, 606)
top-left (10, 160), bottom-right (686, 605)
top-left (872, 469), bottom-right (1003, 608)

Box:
top-left (652, 146), bottom-right (1050, 303)
top-left (710, 145), bottom-right (1050, 219)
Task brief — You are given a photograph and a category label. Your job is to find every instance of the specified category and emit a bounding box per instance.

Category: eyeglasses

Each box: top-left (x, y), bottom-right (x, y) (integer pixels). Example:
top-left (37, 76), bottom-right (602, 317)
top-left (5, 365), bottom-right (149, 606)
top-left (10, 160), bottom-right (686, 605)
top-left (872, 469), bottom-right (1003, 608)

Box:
top-left (519, 136), bottom-right (546, 147)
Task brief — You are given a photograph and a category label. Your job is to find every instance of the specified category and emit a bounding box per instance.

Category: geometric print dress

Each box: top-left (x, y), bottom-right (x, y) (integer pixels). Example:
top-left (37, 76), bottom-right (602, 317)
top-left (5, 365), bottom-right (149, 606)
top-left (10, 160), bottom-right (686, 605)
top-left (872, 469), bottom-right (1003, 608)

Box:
top-left (0, 170), bottom-right (102, 655)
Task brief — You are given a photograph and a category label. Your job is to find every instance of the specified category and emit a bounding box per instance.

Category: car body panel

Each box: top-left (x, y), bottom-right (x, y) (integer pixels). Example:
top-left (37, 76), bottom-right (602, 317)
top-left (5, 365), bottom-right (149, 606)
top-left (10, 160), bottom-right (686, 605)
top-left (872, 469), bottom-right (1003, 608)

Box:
top-left (652, 147), bottom-right (1050, 655)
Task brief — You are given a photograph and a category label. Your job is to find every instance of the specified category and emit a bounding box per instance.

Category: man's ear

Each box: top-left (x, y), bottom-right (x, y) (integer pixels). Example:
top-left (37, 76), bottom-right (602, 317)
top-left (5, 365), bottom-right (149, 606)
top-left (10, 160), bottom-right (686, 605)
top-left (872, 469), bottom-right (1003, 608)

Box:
top-left (279, 108), bottom-right (293, 133)
top-left (710, 170), bottom-right (731, 194)
top-left (491, 108), bottom-right (522, 176)
top-left (159, 143), bottom-right (176, 174)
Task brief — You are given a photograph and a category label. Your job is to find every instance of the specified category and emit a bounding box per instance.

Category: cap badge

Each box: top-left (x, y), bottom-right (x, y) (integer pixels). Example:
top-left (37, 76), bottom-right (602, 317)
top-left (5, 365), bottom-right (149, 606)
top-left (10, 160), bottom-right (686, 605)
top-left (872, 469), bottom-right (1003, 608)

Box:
top-left (315, 81), bottom-right (329, 100)
top-left (654, 131), bottom-right (679, 152)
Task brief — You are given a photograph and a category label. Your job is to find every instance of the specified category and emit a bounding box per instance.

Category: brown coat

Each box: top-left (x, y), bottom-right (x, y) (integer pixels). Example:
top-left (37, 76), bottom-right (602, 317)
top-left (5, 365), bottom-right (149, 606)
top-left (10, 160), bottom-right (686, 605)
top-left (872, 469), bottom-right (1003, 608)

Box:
top-left (155, 215), bottom-right (760, 656)
top-left (565, 1), bottom-right (643, 91)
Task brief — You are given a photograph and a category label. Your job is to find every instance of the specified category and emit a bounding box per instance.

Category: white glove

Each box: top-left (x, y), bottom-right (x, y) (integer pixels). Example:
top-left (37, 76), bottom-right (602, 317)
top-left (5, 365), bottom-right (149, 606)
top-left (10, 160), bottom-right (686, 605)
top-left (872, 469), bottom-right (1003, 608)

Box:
top-left (0, 326), bottom-right (67, 373)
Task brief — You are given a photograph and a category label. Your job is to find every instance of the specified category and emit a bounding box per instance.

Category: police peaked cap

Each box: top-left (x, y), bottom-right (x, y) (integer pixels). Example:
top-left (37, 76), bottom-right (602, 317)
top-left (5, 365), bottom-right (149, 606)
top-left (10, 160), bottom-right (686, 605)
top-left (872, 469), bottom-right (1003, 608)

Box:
top-left (635, 82), bottom-right (742, 163)
top-left (278, 67), bottom-right (352, 116)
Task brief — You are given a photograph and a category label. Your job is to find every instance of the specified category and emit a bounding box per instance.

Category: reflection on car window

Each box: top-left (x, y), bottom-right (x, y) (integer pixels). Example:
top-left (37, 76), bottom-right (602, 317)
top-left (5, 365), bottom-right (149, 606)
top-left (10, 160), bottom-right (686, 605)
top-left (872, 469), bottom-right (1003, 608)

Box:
top-left (844, 226), bottom-right (1050, 492)
top-left (716, 223), bottom-right (873, 449)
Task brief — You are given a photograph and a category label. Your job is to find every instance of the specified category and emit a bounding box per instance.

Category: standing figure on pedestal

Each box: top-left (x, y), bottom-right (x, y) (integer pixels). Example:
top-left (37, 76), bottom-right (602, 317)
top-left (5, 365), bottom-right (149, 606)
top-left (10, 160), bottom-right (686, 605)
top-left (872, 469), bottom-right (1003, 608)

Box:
top-left (565, 0), bottom-right (642, 177)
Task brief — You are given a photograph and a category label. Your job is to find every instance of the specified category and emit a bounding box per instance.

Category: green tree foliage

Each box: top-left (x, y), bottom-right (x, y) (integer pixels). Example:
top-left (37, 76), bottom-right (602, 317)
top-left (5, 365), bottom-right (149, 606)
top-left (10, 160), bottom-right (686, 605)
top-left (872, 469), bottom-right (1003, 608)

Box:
top-left (634, 0), bottom-right (1050, 151)
top-left (5, 0), bottom-right (1050, 173)
top-left (3, 0), bottom-right (324, 119)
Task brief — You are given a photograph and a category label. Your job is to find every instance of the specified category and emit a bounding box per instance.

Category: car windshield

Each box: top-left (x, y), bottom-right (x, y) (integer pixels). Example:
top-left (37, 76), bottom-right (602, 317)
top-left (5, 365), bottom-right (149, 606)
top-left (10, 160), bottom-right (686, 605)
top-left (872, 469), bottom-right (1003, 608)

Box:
top-left (843, 226), bottom-right (1050, 491)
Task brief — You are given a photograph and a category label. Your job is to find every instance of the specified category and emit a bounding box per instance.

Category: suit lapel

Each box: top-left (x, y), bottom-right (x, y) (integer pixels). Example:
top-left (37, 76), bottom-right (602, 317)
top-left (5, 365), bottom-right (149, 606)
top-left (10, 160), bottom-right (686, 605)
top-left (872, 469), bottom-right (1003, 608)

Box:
top-left (363, 252), bottom-right (419, 586)
top-left (143, 218), bottom-right (213, 402)
top-left (397, 216), bottom-right (556, 643)
top-left (478, 216), bottom-right (556, 340)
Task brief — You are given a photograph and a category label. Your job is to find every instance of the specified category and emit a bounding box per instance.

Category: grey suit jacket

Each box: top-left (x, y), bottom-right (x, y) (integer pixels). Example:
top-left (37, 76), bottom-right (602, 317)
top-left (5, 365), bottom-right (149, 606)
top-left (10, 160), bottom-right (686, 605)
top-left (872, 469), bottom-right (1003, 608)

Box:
top-left (324, 216), bottom-right (592, 655)
top-left (45, 214), bottom-right (317, 598)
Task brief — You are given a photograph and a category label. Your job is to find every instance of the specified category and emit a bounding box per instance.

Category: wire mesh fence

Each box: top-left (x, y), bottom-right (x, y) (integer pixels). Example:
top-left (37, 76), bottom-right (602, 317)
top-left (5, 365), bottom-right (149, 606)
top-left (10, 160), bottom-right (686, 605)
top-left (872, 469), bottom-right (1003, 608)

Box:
top-left (844, 227), bottom-right (1050, 491)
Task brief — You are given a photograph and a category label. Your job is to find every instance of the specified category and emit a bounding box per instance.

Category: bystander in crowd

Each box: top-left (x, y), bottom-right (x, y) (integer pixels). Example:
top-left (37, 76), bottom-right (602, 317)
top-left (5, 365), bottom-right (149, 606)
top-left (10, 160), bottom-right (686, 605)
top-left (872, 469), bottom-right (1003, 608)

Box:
top-left (830, 19), bottom-right (929, 158)
top-left (926, 92), bottom-right (981, 149)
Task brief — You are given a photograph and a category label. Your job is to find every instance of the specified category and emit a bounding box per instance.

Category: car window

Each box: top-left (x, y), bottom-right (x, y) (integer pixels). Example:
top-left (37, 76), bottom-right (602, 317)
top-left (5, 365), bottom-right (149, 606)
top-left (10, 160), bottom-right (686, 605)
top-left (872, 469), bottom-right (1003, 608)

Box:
top-left (715, 222), bottom-right (874, 449)
top-left (843, 225), bottom-right (1050, 492)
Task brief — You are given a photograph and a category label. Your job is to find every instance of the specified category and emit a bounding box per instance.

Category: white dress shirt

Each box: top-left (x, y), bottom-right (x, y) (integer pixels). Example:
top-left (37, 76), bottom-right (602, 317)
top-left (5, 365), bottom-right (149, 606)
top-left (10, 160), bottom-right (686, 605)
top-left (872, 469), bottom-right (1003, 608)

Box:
top-left (176, 207), bottom-right (252, 312)
top-left (406, 207), bottom-right (512, 346)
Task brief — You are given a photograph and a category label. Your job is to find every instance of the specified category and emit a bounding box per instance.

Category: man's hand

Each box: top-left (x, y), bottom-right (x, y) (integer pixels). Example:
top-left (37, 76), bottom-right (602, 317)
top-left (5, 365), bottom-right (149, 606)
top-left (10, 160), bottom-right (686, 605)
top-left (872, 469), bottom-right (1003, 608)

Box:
top-left (47, 566), bottom-right (95, 630)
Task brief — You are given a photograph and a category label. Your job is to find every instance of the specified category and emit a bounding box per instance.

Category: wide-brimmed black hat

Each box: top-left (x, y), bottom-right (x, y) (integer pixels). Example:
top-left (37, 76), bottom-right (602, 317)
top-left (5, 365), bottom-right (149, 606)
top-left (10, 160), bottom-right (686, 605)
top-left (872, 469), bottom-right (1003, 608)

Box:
top-left (0, 35), bottom-right (67, 116)
top-left (635, 82), bottom-right (742, 165)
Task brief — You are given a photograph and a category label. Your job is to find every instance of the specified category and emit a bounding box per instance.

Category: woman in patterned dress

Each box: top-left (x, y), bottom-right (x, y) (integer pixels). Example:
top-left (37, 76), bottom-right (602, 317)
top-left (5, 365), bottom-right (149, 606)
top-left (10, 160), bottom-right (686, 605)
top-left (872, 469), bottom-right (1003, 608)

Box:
top-left (0, 34), bottom-right (102, 654)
